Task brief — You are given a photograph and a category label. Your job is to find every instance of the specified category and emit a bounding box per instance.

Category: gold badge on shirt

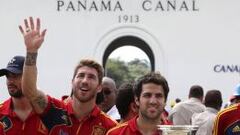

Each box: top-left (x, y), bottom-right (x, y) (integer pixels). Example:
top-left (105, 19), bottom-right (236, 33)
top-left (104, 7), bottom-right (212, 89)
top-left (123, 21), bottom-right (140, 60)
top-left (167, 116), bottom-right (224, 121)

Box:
top-left (91, 125), bottom-right (106, 135)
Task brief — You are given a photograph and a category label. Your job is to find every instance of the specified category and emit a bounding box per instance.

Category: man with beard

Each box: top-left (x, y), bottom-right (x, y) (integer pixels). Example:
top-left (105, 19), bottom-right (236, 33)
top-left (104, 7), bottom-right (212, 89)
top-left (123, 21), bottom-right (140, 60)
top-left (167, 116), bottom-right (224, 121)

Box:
top-left (19, 17), bottom-right (117, 135)
top-left (106, 72), bottom-right (170, 135)
top-left (0, 56), bottom-right (48, 135)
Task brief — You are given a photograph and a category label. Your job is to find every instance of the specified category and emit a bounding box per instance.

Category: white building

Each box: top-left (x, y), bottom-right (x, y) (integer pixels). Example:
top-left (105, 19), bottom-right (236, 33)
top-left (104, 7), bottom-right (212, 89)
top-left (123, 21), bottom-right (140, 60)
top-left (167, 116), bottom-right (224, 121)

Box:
top-left (0, 0), bottom-right (239, 107)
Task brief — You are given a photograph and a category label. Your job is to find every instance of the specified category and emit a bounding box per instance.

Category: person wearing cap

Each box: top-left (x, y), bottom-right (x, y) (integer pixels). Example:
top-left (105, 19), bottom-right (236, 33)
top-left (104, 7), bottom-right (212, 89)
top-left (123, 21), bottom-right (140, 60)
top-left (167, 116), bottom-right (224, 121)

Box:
top-left (229, 84), bottom-right (240, 105)
top-left (0, 56), bottom-right (48, 135)
top-left (106, 72), bottom-right (170, 135)
top-left (19, 17), bottom-right (117, 135)
top-left (213, 84), bottom-right (240, 135)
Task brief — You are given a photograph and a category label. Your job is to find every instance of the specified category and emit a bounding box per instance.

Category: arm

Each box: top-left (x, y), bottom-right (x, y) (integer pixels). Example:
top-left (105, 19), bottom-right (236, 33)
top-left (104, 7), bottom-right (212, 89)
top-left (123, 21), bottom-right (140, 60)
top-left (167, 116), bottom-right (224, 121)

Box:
top-left (19, 17), bottom-right (48, 114)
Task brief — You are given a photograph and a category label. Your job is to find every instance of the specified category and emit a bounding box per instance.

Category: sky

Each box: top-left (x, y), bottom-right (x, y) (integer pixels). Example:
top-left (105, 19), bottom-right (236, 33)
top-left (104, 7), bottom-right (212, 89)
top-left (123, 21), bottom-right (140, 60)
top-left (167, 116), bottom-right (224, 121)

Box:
top-left (108, 46), bottom-right (150, 62)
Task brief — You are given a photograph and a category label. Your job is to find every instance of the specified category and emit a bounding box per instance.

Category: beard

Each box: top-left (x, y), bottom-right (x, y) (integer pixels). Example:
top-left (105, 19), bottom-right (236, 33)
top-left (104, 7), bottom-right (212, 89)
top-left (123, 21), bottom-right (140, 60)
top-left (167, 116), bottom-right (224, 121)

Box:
top-left (73, 88), bottom-right (96, 103)
top-left (140, 107), bottom-right (162, 122)
top-left (9, 90), bottom-right (23, 98)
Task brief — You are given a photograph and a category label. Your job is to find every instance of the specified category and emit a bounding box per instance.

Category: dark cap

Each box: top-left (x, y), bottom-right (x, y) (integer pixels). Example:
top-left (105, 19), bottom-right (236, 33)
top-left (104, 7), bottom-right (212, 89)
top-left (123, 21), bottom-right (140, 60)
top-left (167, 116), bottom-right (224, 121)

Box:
top-left (0, 56), bottom-right (25, 77)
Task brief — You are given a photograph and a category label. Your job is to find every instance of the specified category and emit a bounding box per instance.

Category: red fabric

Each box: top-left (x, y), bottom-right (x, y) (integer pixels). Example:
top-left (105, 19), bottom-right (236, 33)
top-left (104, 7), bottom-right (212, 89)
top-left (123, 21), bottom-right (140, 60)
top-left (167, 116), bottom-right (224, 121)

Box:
top-left (0, 98), bottom-right (48, 135)
top-left (160, 109), bottom-right (172, 125)
top-left (213, 103), bottom-right (240, 135)
top-left (0, 122), bottom-right (5, 135)
top-left (43, 96), bottom-right (118, 135)
top-left (107, 116), bottom-right (169, 135)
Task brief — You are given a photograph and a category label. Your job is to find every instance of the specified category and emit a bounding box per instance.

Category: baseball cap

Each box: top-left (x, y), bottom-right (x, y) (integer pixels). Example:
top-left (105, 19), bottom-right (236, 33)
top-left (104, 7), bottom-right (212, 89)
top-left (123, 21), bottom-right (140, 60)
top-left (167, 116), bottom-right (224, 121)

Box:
top-left (233, 84), bottom-right (240, 96)
top-left (0, 56), bottom-right (25, 77)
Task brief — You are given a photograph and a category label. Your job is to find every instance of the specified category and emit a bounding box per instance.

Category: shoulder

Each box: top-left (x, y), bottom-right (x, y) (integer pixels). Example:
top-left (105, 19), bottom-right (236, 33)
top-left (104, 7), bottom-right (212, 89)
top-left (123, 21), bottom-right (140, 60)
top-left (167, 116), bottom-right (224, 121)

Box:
top-left (99, 111), bottom-right (118, 127)
top-left (106, 122), bottom-right (129, 135)
top-left (216, 104), bottom-right (238, 120)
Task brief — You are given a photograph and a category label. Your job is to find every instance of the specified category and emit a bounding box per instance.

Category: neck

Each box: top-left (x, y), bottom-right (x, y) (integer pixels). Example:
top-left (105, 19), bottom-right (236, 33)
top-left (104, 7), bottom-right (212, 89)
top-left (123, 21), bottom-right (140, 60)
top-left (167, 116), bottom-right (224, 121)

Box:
top-left (137, 114), bottom-right (161, 135)
top-left (72, 96), bottom-right (95, 120)
top-left (12, 97), bottom-right (32, 111)
top-left (122, 111), bottom-right (137, 123)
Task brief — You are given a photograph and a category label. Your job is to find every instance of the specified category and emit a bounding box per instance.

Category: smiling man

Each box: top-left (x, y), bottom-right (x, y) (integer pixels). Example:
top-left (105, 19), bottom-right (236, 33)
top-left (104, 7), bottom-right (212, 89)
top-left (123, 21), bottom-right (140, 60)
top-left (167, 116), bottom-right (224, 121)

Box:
top-left (19, 17), bottom-right (117, 135)
top-left (106, 72), bottom-right (170, 135)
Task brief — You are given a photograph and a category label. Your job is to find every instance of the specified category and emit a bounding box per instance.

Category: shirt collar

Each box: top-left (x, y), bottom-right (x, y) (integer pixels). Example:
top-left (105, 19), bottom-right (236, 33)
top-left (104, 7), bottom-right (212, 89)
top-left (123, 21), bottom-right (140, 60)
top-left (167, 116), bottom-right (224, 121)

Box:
top-left (67, 102), bottom-right (100, 118)
top-left (0, 98), bottom-right (16, 116)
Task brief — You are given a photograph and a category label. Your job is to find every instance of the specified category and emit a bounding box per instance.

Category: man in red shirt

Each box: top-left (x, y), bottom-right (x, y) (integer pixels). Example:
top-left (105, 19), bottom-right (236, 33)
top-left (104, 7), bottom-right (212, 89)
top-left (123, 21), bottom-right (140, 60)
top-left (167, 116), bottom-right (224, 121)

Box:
top-left (0, 56), bottom-right (48, 135)
top-left (107, 72), bottom-right (170, 135)
top-left (213, 84), bottom-right (240, 135)
top-left (19, 17), bottom-right (117, 135)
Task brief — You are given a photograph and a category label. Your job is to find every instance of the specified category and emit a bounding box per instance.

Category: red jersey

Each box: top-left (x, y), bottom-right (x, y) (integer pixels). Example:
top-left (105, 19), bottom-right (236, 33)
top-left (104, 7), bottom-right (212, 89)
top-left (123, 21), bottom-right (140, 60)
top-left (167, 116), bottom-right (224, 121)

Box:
top-left (40, 96), bottom-right (118, 135)
top-left (106, 116), bottom-right (169, 135)
top-left (213, 103), bottom-right (240, 135)
top-left (0, 98), bottom-right (48, 135)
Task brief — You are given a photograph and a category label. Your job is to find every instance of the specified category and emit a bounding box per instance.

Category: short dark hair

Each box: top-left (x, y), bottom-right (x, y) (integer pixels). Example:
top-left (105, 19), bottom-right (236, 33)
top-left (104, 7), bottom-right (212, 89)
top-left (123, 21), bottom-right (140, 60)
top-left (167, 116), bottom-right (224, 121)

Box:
top-left (72, 59), bottom-right (104, 84)
top-left (189, 85), bottom-right (204, 99)
top-left (204, 90), bottom-right (222, 110)
top-left (116, 82), bottom-right (134, 119)
top-left (134, 72), bottom-right (169, 102)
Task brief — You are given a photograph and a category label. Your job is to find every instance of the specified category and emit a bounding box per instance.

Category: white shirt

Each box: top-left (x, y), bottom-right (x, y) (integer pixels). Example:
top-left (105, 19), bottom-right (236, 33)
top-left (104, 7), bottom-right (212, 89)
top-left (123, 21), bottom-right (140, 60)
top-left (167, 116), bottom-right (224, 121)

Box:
top-left (107, 105), bottom-right (121, 120)
top-left (191, 107), bottom-right (218, 135)
top-left (168, 98), bottom-right (205, 125)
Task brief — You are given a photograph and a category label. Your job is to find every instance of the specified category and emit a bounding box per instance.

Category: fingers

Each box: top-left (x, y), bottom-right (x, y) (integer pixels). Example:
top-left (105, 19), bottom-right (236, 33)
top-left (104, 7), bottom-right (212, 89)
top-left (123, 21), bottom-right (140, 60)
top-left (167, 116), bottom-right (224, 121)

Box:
top-left (19, 17), bottom-right (44, 35)
top-left (41, 29), bottom-right (47, 38)
top-left (24, 19), bottom-right (29, 30)
top-left (30, 17), bottom-right (34, 30)
top-left (19, 25), bottom-right (24, 34)
top-left (36, 18), bottom-right (40, 32)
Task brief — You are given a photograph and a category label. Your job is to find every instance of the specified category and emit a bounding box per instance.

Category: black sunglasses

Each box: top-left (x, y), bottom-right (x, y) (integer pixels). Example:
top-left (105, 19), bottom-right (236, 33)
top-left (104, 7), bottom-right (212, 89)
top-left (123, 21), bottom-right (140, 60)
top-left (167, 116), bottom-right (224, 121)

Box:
top-left (103, 90), bottom-right (112, 95)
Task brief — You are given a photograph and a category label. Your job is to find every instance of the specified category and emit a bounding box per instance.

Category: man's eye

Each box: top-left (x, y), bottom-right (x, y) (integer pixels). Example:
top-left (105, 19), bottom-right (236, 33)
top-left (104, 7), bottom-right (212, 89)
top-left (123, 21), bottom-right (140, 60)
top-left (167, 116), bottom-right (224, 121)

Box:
top-left (77, 74), bottom-right (84, 78)
top-left (88, 74), bottom-right (96, 80)
top-left (143, 93), bottom-right (151, 98)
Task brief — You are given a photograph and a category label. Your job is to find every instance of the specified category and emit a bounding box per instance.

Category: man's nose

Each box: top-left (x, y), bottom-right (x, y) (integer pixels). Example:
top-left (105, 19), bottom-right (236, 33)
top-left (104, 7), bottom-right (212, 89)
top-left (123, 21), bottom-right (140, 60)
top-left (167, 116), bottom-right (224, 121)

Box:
top-left (149, 96), bottom-right (158, 104)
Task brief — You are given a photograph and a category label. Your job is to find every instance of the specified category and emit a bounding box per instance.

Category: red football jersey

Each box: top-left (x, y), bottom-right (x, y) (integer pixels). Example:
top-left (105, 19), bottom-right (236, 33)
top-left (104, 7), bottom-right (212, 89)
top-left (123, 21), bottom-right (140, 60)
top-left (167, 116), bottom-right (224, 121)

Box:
top-left (40, 96), bottom-right (118, 135)
top-left (213, 103), bottom-right (240, 135)
top-left (106, 116), bottom-right (168, 135)
top-left (0, 98), bottom-right (48, 135)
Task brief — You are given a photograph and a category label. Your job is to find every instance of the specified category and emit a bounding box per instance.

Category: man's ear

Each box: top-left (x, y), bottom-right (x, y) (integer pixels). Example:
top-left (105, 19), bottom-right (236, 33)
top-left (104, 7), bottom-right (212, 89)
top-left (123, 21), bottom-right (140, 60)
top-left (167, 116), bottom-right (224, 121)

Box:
top-left (135, 96), bottom-right (140, 107)
top-left (130, 102), bottom-right (138, 113)
top-left (97, 84), bottom-right (102, 93)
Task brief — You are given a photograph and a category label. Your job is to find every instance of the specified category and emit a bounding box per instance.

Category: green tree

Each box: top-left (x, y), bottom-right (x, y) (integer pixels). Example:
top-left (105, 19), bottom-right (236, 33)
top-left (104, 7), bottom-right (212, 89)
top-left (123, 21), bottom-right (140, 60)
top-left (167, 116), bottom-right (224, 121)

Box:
top-left (128, 58), bottom-right (150, 80)
top-left (105, 58), bottom-right (150, 88)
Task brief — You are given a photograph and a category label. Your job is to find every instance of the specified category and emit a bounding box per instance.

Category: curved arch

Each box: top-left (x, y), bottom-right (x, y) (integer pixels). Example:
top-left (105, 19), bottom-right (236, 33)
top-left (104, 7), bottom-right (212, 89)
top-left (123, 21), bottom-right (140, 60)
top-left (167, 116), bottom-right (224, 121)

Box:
top-left (93, 25), bottom-right (166, 74)
top-left (103, 36), bottom-right (155, 71)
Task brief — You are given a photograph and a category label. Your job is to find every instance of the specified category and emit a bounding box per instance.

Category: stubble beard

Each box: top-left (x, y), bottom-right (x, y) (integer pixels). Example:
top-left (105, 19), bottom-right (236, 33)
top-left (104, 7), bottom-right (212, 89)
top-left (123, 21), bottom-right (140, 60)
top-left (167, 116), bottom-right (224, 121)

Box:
top-left (140, 108), bottom-right (161, 122)
top-left (9, 90), bottom-right (24, 98)
top-left (73, 89), bottom-right (96, 103)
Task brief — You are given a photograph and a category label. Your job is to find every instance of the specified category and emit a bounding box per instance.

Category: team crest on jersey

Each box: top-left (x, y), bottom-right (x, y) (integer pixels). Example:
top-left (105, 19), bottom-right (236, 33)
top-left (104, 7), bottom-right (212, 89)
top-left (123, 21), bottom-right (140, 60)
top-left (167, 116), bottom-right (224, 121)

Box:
top-left (232, 125), bottom-right (240, 133)
top-left (226, 120), bottom-right (240, 134)
top-left (0, 116), bottom-right (12, 131)
top-left (91, 125), bottom-right (106, 135)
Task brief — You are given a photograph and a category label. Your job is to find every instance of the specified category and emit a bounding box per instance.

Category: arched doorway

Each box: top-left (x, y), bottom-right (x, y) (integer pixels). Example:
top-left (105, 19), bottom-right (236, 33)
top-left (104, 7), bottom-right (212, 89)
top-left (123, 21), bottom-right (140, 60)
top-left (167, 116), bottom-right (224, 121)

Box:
top-left (103, 36), bottom-right (155, 71)
top-left (93, 25), bottom-right (166, 75)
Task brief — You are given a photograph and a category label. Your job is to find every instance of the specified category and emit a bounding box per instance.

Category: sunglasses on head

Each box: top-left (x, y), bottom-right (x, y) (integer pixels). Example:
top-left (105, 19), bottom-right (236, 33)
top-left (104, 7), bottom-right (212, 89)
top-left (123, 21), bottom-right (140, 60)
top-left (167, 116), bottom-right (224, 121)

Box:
top-left (103, 90), bottom-right (112, 95)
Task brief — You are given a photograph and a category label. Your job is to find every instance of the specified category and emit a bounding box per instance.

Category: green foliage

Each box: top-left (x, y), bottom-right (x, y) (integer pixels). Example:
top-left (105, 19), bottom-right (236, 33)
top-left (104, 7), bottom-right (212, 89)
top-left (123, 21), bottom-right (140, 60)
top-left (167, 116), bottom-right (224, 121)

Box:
top-left (105, 58), bottom-right (151, 88)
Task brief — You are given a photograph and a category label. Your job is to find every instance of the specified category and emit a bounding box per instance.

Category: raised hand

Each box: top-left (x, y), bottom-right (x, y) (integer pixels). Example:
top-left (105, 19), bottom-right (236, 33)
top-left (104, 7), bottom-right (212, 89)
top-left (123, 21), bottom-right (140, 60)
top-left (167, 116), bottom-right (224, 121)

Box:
top-left (19, 17), bottom-right (47, 53)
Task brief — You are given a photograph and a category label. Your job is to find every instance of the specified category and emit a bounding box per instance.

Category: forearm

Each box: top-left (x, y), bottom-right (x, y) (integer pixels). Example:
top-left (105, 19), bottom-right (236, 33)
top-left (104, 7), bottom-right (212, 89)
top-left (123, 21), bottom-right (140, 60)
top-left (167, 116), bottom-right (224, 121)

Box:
top-left (22, 52), bottom-right (47, 113)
